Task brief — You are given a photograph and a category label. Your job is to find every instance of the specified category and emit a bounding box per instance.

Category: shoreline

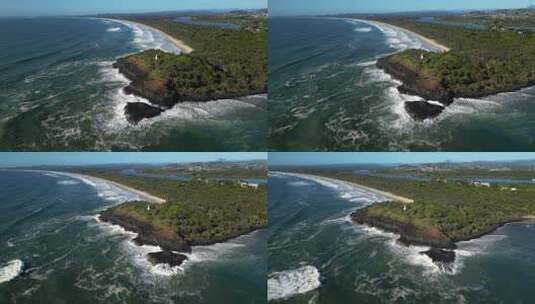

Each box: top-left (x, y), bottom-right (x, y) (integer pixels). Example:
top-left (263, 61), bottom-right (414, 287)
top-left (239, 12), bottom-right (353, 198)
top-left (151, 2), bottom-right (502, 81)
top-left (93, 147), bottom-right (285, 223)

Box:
top-left (275, 171), bottom-right (414, 204)
top-left (276, 171), bottom-right (535, 250)
top-left (103, 18), bottom-right (194, 54)
top-left (54, 171), bottom-right (167, 204)
top-left (359, 19), bottom-right (450, 53)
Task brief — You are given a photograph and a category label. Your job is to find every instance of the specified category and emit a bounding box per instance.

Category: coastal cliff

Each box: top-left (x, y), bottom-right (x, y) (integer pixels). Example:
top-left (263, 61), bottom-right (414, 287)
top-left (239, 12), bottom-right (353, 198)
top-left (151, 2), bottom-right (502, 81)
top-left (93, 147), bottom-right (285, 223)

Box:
top-left (351, 203), bottom-right (455, 249)
top-left (377, 40), bottom-right (535, 120)
top-left (377, 53), bottom-right (453, 105)
top-left (99, 204), bottom-right (190, 252)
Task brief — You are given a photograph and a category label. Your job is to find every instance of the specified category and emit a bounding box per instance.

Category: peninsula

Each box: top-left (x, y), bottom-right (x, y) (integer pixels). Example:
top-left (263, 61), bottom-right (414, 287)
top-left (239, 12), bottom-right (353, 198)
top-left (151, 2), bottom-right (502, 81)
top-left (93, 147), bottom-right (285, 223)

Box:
top-left (107, 10), bottom-right (267, 124)
top-left (363, 10), bottom-right (535, 120)
top-left (293, 169), bottom-right (535, 269)
top-left (78, 168), bottom-right (267, 267)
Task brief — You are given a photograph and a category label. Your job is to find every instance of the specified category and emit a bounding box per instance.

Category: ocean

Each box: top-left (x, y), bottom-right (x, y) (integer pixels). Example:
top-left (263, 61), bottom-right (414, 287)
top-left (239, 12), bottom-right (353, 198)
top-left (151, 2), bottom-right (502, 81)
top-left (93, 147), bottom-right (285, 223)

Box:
top-left (0, 170), bottom-right (266, 303)
top-left (0, 17), bottom-right (266, 151)
top-left (267, 172), bottom-right (535, 303)
top-left (269, 17), bottom-right (535, 151)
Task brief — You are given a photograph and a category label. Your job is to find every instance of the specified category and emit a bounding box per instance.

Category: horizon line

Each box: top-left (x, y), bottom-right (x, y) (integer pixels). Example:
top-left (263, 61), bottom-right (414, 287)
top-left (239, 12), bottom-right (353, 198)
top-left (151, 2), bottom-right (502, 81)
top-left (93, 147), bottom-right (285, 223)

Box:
top-left (0, 7), bottom-right (266, 18)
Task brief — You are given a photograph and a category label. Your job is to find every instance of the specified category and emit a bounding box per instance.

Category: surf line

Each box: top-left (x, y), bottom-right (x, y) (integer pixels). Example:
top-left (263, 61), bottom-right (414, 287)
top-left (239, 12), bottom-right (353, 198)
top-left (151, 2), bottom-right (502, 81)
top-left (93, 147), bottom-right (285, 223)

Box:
top-left (274, 171), bottom-right (414, 204)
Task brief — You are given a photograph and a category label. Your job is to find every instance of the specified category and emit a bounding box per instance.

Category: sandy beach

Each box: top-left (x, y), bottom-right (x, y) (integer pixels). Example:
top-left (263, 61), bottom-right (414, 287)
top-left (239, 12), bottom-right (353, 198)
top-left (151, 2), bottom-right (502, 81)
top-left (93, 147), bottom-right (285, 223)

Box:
top-left (52, 171), bottom-right (167, 204)
top-left (105, 18), bottom-right (194, 54)
top-left (92, 175), bottom-right (167, 204)
top-left (359, 19), bottom-right (450, 53)
top-left (276, 172), bottom-right (414, 204)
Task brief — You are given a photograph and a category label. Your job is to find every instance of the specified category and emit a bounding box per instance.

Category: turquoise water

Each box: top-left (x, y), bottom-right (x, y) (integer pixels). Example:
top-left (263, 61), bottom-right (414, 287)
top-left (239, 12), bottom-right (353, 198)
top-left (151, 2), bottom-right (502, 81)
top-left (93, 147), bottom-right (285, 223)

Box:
top-left (268, 172), bottom-right (535, 303)
top-left (269, 17), bottom-right (535, 151)
top-left (0, 17), bottom-right (266, 151)
top-left (0, 170), bottom-right (266, 303)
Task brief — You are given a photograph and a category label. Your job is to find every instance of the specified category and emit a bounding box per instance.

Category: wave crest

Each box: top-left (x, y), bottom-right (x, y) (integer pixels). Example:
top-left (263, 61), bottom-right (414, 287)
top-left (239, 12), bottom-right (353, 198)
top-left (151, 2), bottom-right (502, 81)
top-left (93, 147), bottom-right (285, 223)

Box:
top-left (0, 260), bottom-right (24, 284)
top-left (268, 265), bottom-right (321, 301)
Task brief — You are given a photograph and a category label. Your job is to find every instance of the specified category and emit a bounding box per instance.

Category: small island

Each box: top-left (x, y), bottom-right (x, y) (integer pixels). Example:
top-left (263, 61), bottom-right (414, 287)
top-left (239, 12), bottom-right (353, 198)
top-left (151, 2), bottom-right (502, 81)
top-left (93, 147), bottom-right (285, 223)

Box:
top-left (79, 163), bottom-right (267, 267)
top-left (108, 10), bottom-right (267, 124)
top-left (295, 168), bottom-right (535, 270)
top-left (365, 9), bottom-right (535, 120)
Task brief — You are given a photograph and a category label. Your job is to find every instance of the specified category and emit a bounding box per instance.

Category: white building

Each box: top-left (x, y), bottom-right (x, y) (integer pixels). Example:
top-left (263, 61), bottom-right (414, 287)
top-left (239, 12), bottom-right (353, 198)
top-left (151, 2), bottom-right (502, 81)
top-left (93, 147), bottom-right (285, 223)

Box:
top-left (240, 182), bottom-right (259, 190)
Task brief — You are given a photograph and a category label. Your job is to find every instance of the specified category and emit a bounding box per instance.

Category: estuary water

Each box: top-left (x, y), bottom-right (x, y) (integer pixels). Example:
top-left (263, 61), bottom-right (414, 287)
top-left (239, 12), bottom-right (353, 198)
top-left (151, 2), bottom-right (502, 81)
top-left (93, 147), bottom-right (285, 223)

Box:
top-left (0, 17), bottom-right (266, 151)
top-left (268, 172), bottom-right (535, 303)
top-left (269, 17), bottom-right (535, 151)
top-left (0, 170), bottom-right (266, 303)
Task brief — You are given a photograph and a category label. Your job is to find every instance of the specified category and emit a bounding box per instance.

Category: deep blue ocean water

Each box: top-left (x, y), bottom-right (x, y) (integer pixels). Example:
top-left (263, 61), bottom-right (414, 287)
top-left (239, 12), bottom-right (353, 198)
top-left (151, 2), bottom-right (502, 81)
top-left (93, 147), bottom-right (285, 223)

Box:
top-left (268, 173), bottom-right (535, 303)
top-left (0, 17), bottom-right (266, 151)
top-left (0, 170), bottom-right (266, 303)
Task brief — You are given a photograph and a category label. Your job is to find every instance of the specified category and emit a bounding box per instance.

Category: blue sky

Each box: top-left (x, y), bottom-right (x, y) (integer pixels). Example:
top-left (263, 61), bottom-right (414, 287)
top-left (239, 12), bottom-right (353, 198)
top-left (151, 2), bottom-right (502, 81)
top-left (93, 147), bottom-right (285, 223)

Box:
top-left (270, 0), bottom-right (531, 16)
top-left (0, 153), bottom-right (266, 167)
top-left (1, 0), bottom-right (266, 17)
top-left (269, 153), bottom-right (535, 166)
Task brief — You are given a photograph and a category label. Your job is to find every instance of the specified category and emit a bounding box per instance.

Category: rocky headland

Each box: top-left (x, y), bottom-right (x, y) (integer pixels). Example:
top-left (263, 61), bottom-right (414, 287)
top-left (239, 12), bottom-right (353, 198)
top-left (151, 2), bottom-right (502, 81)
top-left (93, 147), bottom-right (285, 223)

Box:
top-left (351, 206), bottom-right (455, 248)
top-left (377, 44), bottom-right (535, 120)
top-left (99, 206), bottom-right (191, 267)
top-left (111, 15), bottom-right (267, 124)
top-left (376, 53), bottom-right (453, 120)
top-left (352, 202), bottom-right (531, 269)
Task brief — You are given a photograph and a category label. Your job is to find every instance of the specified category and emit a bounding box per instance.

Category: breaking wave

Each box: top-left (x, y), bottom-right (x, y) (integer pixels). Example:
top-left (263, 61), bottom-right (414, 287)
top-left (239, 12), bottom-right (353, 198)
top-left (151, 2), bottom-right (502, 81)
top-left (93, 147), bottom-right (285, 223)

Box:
top-left (0, 260), bottom-right (24, 284)
top-left (268, 265), bottom-right (321, 301)
top-left (102, 19), bottom-right (182, 54)
top-left (274, 172), bottom-right (387, 204)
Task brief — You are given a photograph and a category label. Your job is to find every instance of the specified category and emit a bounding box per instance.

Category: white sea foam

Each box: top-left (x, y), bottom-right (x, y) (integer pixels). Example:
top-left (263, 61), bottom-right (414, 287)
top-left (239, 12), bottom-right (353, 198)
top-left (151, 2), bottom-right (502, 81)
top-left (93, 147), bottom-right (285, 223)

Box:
top-left (0, 260), bottom-right (24, 284)
top-left (354, 27), bottom-right (372, 33)
top-left (357, 60), bottom-right (377, 67)
top-left (106, 27), bottom-right (121, 32)
top-left (103, 19), bottom-right (182, 55)
top-left (274, 172), bottom-right (387, 204)
top-left (268, 265), bottom-right (321, 301)
top-left (39, 171), bottom-right (140, 203)
top-left (58, 180), bottom-right (80, 185)
top-left (288, 181), bottom-right (312, 187)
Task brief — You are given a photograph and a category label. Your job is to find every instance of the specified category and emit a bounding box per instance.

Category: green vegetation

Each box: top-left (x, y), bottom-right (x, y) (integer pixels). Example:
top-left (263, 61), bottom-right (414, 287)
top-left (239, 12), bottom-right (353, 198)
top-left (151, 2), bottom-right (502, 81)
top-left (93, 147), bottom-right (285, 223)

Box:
top-left (308, 170), bottom-right (535, 244)
top-left (89, 171), bottom-right (266, 245)
top-left (374, 16), bottom-right (535, 99)
top-left (117, 13), bottom-right (266, 106)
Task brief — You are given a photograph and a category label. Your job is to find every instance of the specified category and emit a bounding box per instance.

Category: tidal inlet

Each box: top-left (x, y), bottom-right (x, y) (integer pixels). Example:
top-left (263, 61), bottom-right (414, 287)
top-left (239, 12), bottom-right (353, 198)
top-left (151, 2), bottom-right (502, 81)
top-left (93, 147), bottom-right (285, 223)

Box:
top-left (269, 4), bottom-right (535, 151)
top-left (268, 152), bottom-right (535, 303)
top-left (0, 153), bottom-right (267, 303)
top-left (0, 7), bottom-right (267, 151)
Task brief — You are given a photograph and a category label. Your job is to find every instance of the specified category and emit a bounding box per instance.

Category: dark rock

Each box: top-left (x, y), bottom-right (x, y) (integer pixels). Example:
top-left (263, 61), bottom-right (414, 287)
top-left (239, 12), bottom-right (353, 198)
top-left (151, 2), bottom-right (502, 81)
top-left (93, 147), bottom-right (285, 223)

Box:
top-left (124, 102), bottom-right (164, 125)
top-left (420, 248), bottom-right (455, 271)
top-left (404, 100), bottom-right (445, 120)
top-left (147, 251), bottom-right (188, 267)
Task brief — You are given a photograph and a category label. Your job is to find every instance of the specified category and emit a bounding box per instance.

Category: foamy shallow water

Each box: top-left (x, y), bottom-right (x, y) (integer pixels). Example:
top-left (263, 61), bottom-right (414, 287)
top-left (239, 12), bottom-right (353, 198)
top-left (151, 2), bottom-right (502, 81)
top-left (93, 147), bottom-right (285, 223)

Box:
top-left (268, 265), bottom-right (321, 301)
top-left (0, 260), bottom-right (24, 284)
